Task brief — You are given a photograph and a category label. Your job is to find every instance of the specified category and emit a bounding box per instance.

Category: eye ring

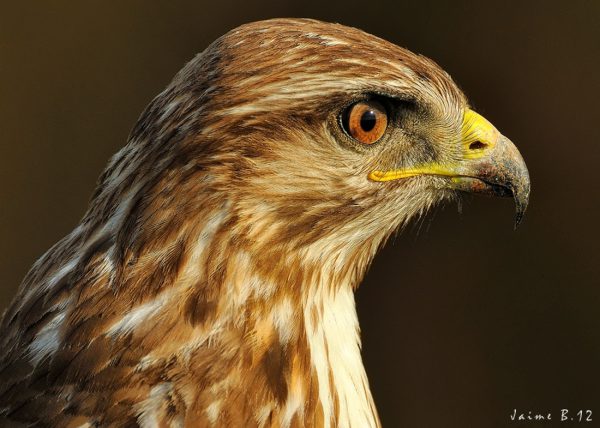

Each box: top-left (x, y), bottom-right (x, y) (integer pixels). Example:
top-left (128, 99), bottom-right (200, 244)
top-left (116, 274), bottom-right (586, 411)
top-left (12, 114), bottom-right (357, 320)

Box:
top-left (342, 100), bottom-right (388, 145)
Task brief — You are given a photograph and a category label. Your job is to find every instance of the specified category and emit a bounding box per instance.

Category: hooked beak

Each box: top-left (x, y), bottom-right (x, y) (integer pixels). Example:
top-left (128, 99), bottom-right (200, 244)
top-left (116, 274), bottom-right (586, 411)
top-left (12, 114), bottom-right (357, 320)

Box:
top-left (369, 109), bottom-right (531, 228)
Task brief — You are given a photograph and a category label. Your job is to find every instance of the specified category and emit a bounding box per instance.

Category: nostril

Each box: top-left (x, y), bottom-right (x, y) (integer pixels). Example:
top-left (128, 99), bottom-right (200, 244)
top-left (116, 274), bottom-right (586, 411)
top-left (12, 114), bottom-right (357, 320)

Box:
top-left (469, 140), bottom-right (487, 150)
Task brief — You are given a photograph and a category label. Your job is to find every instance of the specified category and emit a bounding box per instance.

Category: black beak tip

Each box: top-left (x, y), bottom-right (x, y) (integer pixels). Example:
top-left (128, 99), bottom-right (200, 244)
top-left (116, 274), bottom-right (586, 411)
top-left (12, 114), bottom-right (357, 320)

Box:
top-left (514, 209), bottom-right (525, 229)
top-left (512, 186), bottom-right (530, 230)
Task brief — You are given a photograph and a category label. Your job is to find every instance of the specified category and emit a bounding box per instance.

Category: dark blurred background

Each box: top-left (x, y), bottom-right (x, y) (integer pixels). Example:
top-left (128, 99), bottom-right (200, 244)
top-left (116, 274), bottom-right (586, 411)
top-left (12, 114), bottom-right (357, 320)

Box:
top-left (1, 2), bottom-right (598, 427)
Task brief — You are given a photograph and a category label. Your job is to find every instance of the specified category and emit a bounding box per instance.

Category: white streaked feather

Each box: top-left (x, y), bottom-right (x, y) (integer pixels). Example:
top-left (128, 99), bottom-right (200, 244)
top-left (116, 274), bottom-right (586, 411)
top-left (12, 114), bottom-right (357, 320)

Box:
top-left (107, 290), bottom-right (174, 337)
top-left (28, 311), bottom-right (66, 365)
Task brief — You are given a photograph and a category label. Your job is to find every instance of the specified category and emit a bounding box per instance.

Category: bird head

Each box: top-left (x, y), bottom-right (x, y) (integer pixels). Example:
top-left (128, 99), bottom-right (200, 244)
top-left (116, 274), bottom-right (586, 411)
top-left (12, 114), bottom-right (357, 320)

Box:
top-left (98, 18), bottom-right (529, 291)
top-left (175, 22), bottom-right (523, 236)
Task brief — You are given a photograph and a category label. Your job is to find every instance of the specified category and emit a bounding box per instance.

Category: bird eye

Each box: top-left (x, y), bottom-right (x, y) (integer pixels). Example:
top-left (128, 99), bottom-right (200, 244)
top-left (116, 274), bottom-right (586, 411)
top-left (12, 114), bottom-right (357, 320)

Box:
top-left (342, 100), bottom-right (388, 145)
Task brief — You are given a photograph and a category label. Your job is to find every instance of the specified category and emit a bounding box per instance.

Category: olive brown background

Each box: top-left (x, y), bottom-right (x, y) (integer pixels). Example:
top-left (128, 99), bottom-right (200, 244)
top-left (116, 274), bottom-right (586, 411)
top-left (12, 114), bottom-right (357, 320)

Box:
top-left (1, 2), bottom-right (599, 427)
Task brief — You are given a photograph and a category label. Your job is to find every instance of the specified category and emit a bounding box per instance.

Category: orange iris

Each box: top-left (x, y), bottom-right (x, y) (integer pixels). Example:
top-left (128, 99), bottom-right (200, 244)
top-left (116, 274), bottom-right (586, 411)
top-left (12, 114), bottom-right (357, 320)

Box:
top-left (345, 100), bottom-right (388, 144)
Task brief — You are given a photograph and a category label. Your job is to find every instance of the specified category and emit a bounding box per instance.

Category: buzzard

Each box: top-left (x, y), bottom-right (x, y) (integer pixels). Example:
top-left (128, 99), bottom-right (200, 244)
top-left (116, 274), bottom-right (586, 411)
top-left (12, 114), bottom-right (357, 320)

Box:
top-left (0, 18), bottom-right (529, 427)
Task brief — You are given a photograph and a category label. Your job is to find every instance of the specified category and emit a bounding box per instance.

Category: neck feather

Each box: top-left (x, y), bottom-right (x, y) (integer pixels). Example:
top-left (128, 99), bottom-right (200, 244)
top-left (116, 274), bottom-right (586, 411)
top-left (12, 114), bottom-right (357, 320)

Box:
top-left (7, 192), bottom-right (385, 427)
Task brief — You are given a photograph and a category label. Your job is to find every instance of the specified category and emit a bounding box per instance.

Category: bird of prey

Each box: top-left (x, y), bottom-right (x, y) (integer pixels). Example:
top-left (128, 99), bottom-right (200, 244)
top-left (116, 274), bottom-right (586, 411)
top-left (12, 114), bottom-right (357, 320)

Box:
top-left (0, 18), bottom-right (529, 427)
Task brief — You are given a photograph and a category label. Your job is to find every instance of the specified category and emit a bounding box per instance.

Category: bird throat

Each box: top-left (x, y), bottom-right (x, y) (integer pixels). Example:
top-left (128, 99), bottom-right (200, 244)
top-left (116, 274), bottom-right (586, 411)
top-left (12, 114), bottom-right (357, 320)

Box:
top-left (179, 242), bottom-right (382, 427)
top-left (159, 213), bottom-right (384, 427)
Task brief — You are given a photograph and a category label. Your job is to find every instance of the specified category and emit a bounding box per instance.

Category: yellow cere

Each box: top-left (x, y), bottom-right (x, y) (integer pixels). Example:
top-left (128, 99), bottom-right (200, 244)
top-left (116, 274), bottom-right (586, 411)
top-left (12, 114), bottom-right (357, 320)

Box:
top-left (461, 108), bottom-right (499, 159)
top-left (368, 109), bottom-right (499, 182)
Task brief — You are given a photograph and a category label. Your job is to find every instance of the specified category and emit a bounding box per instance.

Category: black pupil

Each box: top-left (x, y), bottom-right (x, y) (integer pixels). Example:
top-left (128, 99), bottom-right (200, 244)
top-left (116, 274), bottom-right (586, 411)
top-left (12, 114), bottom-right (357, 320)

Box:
top-left (360, 110), bottom-right (377, 132)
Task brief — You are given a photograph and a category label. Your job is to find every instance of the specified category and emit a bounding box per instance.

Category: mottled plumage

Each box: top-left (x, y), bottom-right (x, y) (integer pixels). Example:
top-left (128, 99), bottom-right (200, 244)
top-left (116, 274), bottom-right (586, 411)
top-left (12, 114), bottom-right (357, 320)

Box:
top-left (0, 19), bottom-right (529, 427)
